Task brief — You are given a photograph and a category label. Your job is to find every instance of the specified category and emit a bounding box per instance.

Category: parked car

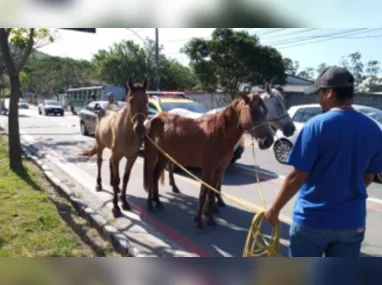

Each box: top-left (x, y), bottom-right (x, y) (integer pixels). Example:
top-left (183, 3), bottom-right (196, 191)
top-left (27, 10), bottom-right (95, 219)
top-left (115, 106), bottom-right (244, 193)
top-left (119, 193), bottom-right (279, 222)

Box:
top-left (145, 91), bottom-right (245, 165)
top-left (273, 103), bottom-right (382, 182)
top-left (38, 100), bottom-right (64, 116)
top-left (79, 100), bottom-right (127, 136)
top-left (18, 98), bottom-right (29, 109)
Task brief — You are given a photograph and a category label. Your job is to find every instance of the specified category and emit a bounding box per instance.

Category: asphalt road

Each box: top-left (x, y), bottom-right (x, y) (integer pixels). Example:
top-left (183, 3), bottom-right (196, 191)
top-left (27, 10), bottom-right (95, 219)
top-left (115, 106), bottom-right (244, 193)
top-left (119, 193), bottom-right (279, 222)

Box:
top-left (1, 107), bottom-right (382, 257)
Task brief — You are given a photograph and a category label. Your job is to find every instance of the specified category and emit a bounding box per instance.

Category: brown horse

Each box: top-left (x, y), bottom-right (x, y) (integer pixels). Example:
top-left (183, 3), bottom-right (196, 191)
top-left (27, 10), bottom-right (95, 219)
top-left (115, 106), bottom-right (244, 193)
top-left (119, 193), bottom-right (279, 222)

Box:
top-left (79, 78), bottom-right (148, 217)
top-left (143, 92), bottom-right (275, 229)
top-left (167, 86), bottom-right (297, 211)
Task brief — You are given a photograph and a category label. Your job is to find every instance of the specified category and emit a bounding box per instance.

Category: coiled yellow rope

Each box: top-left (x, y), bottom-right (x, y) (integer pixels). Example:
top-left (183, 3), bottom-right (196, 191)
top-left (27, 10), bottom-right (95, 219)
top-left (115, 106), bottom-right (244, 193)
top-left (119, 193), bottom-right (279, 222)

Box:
top-left (144, 134), bottom-right (282, 257)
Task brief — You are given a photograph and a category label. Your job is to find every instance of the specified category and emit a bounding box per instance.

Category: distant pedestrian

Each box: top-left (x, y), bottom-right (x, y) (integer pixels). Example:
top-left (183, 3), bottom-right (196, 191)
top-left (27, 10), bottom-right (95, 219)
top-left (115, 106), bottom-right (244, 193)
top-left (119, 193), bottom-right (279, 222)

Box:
top-left (106, 92), bottom-right (118, 110)
top-left (264, 66), bottom-right (382, 257)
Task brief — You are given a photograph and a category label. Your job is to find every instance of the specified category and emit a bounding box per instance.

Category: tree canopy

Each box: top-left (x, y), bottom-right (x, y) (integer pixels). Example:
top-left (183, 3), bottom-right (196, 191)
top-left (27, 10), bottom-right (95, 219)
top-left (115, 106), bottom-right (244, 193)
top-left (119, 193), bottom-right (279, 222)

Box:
top-left (182, 28), bottom-right (287, 98)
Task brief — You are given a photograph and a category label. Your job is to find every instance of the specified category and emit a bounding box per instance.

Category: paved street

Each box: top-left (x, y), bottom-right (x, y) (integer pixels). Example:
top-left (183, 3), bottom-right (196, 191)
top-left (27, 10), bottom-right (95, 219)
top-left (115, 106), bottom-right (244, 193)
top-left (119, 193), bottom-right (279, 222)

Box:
top-left (1, 107), bottom-right (382, 257)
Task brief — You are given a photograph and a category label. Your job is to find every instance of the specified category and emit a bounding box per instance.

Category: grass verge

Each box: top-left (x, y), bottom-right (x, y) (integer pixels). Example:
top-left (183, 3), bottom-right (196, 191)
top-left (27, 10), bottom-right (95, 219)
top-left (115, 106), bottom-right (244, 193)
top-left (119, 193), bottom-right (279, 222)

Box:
top-left (0, 135), bottom-right (120, 257)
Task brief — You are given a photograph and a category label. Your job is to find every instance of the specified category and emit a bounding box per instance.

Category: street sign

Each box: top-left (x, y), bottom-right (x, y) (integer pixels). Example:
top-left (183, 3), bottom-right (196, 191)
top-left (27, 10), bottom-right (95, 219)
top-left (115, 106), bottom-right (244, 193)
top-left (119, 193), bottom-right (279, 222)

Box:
top-left (62, 28), bottom-right (96, 33)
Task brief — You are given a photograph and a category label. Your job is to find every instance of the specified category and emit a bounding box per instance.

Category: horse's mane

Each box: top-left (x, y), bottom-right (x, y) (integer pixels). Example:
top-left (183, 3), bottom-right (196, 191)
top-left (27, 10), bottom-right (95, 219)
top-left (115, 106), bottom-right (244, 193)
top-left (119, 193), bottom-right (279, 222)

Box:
top-left (199, 99), bottom-right (243, 138)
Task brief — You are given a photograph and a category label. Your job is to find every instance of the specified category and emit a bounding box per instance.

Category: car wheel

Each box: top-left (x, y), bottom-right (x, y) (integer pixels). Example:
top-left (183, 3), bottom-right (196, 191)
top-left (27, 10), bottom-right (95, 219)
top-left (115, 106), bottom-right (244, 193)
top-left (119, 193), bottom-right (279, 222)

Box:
top-left (44, 110), bottom-right (48, 116)
top-left (80, 121), bottom-right (89, 136)
top-left (273, 140), bottom-right (293, 164)
top-left (60, 112), bottom-right (64, 116)
top-left (375, 173), bottom-right (382, 183)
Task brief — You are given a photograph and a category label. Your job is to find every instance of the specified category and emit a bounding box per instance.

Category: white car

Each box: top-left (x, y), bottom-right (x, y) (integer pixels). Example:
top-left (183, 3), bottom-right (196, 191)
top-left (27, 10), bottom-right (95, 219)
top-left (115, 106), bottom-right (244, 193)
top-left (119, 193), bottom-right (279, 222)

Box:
top-left (38, 100), bottom-right (64, 116)
top-left (273, 103), bottom-right (382, 183)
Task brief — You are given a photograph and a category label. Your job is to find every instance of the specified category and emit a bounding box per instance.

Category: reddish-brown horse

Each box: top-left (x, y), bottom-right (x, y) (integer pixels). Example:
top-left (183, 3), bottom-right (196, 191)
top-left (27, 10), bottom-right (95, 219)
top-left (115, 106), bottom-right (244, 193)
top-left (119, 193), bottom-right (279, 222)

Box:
top-left (79, 78), bottom-right (148, 217)
top-left (167, 85), bottom-right (296, 211)
top-left (143, 92), bottom-right (275, 229)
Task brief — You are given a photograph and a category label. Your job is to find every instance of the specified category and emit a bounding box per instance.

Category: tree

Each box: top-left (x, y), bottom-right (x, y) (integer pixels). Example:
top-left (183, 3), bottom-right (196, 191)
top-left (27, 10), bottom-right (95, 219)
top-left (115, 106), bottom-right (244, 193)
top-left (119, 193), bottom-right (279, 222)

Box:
top-left (348, 52), bottom-right (364, 87)
top-left (92, 40), bottom-right (149, 87)
top-left (0, 28), bottom-right (54, 170)
top-left (182, 28), bottom-right (287, 99)
top-left (316, 63), bottom-right (329, 75)
top-left (365, 60), bottom-right (380, 83)
top-left (283, 57), bottom-right (299, 76)
top-left (92, 38), bottom-right (197, 90)
top-left (297, 67), bottom-right (315, 81)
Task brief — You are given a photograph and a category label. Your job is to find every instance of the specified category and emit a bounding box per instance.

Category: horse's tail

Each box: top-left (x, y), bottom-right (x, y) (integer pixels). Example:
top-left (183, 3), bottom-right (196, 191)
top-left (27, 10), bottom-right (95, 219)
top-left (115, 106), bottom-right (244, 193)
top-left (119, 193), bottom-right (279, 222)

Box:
top-left (143, 116), bottom-right (164, 192)
top-left (79, 144), bottom-right (97, 158)
top-left (159, 167), bottom-right (165, 186)
top-left (143, 136), bottom-right (150, 193)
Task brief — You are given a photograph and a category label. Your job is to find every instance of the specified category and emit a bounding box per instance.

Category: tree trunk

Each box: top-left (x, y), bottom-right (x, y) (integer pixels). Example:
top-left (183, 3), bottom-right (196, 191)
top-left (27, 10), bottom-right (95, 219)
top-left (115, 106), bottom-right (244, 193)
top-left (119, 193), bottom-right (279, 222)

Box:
top-left (8, 74), bottom-right (23, 170)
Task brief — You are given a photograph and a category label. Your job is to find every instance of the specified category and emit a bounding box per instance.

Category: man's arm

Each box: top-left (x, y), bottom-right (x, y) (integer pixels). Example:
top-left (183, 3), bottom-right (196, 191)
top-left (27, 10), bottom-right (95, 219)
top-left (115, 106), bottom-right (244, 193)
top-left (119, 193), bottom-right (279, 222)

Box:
top-left (267, 168), bottom-right (308, 215)
top-left (265, 121), bottom-right (321, 224)
top-left (364, 173), bottom-right (375, 188)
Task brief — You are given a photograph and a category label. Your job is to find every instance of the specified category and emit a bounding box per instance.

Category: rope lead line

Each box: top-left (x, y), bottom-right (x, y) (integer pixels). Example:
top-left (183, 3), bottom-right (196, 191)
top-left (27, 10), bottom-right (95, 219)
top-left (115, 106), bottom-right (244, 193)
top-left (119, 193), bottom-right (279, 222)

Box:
top-left (144, 133), bottom-right (282, 257)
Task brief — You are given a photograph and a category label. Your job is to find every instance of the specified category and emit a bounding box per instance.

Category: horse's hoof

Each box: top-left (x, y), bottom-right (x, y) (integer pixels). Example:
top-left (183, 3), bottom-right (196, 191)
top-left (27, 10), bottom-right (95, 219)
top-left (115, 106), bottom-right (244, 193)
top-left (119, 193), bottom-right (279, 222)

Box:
top-left (156, 201), bottom-right (164, 210)
top-left (212, 204), bottom-right (221, 214)
top-left (147, 202), bottom-right (155, 213)
top-left (112, 207), bottom-right (122, 218)
top-left (217, 199), bottom-right (226, 207)
top-left (194, 216), bottom-right (204, 230)
top-left (95, 185), bottom-right (102, 192)
top-left (122, 202), bottom-right (132, 211)
top-left (206, 216), bottom-right (217, 227)
top-left (172, 187), bottom-right (181, 194)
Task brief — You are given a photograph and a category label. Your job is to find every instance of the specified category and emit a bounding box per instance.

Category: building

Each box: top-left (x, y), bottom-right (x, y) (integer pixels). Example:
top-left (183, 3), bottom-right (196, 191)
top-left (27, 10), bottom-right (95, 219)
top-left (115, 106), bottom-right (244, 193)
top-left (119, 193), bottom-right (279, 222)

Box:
top-left (239, 75), bottom-right (314, 93)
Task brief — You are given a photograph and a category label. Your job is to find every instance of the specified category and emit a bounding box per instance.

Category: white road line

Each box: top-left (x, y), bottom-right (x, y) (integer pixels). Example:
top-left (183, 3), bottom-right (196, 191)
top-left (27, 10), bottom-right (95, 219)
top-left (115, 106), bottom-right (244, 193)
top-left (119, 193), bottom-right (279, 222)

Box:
top-left (235, 165), bottom-right (382, 205)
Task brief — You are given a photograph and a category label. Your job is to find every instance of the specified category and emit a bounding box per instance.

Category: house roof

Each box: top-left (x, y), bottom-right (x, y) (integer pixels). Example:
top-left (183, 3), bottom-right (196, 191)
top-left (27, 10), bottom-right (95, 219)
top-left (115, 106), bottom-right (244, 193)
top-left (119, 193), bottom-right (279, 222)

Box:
top-left (286, 75), bottom-right (314, 85)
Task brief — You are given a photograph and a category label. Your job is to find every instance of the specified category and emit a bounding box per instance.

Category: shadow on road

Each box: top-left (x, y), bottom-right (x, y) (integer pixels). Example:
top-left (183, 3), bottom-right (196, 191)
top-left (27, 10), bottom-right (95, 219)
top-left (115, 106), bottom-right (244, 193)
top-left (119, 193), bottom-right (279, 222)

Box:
top-left (158, 164), bottom-right (276, 186)
top-left (124, 192), bottom-right (291, 257)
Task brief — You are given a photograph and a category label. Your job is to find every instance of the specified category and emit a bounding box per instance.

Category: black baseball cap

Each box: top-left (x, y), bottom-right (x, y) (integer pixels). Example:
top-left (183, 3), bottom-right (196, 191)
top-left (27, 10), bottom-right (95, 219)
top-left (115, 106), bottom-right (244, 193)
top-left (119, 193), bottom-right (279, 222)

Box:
top-left (304, 66), bottom-right (355, 95)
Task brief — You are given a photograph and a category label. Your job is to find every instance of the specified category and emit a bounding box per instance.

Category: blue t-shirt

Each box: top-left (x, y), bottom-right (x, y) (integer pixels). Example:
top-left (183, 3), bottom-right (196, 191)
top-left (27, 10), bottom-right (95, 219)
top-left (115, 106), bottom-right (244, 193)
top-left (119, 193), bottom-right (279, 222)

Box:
top-left (287, 109), bottom-right (382, 229)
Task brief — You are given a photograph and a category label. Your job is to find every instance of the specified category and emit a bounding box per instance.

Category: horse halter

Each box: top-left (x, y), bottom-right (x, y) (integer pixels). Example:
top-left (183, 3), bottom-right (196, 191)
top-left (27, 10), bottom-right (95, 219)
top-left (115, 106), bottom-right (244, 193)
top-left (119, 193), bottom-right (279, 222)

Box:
top-left (130, 112), bottom-right (147, 125)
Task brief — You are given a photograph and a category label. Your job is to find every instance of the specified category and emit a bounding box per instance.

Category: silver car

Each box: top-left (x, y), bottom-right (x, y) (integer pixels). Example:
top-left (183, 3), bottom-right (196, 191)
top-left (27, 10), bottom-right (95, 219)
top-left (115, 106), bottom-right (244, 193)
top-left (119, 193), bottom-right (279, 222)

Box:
top-left (273, 104), bottom-right (382, 183)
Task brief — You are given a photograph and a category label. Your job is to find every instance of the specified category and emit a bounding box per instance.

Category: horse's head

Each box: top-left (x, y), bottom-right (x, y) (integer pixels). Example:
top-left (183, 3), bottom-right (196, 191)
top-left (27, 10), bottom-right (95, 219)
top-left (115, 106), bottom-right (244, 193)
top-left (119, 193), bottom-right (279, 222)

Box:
top-left (261, 84), bottom-right (296, 137)
top-left (238, 92), bottom-right (274, 150)
top-left (125, 78), bottom-right (148, 136)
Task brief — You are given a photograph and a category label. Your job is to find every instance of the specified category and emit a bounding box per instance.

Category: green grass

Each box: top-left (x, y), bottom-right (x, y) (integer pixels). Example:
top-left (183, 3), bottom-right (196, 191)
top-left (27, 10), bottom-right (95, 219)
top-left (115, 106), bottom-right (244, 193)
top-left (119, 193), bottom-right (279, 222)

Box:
top-left (0, 136), bottom-right (118, 257)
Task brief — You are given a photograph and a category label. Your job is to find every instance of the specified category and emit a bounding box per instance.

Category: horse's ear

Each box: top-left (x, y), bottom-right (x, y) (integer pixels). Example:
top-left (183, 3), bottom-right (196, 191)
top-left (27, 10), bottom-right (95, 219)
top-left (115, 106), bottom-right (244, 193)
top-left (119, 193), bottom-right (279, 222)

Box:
top-left (142, 78), bottom-right (148, 90)
top-left (239, 93), bottom-right (250, 105)
top-left (127, 78), bottom-right (134, 90)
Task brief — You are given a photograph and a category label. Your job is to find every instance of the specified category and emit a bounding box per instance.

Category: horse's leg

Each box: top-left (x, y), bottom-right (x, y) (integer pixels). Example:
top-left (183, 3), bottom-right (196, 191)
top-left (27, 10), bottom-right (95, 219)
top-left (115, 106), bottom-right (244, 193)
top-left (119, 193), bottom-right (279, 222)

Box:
top-left (120, 152), bottom-right (138, 211)
top-left (110, 152), bottom-right (123, 218)
top-left (109, 157), bottom-right (120, 193)
top-left (204, 168), bottom-right (224, 226)
top-left (95, 145), bottom-right (105, 192)
top-left (169, 162), bottom-right (181, 194)
top-left (153, 155), bottom-right (169, 210)
top-left (216, 169), bottom-right (226, 207)
top-left (194, 169), bottom-right (212, 230)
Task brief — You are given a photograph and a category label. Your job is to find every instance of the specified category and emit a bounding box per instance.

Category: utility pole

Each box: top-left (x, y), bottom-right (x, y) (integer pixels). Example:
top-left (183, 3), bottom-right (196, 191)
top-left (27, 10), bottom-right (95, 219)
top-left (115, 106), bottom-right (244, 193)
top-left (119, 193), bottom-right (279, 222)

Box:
top-left (155, 28), bottom-right (160, 91)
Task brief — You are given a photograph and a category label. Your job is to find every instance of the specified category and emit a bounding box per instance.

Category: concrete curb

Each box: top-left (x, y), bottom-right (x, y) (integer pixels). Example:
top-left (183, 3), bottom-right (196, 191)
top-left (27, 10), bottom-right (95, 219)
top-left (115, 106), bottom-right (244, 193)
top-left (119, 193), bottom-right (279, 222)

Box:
top-left (0, 123), bottom-right (146, 257)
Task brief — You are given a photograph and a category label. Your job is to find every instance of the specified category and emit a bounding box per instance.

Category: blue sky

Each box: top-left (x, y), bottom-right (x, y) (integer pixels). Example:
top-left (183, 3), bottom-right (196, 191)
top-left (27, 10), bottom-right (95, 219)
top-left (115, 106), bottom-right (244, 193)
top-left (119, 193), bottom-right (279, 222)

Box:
top-left (39, 28), bottom-right (382, 77)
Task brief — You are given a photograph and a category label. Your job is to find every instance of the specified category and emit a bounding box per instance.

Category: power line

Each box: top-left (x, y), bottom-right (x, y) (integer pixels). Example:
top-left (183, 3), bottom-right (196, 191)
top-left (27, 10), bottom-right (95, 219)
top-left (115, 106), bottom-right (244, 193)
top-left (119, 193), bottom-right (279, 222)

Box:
top-left (258, 28), bottom-right (319, 39)
top-left (256, 28), bottom-right (286, 36)
top-left (265, 29), bottom-right (365, 46)
top-left (276, 29), bottom-right (382, 49)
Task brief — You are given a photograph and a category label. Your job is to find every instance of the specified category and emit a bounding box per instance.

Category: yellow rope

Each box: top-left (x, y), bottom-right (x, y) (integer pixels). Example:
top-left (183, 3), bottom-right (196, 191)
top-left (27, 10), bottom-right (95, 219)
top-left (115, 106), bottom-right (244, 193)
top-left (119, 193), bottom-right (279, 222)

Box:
top-left (144, 134), bottom-right (282, 257)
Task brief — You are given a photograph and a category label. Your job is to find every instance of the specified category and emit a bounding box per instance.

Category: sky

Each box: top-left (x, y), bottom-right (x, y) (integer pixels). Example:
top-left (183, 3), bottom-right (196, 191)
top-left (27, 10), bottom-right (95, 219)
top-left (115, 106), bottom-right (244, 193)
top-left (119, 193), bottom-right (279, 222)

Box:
top-left (38, 28), bottom-right (382, 76)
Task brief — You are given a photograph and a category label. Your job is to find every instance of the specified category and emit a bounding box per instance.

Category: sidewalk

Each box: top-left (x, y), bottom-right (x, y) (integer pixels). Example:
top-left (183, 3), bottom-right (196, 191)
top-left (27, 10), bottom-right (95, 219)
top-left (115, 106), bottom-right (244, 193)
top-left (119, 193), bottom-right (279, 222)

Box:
top-left (0, 120), bottom-right (197, 257)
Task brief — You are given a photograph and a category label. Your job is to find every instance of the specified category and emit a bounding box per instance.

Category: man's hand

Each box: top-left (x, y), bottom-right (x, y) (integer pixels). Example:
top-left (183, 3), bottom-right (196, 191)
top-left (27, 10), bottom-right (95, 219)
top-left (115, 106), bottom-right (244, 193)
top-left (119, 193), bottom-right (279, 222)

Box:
top-left (264, 207), bottom-right (280, 225)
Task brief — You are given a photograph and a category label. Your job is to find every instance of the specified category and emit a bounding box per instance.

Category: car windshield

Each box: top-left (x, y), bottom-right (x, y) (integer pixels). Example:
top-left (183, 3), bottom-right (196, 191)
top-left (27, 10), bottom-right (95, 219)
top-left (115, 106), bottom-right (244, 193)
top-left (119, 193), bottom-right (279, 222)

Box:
top-left (99, 101), bottom-right (127, 109)
top-left (160, 102), bottom-right (207, 113)
top-left (46, 101), bottom-right (60, 106)
top-left (356, 107), bottom-right (382, 125)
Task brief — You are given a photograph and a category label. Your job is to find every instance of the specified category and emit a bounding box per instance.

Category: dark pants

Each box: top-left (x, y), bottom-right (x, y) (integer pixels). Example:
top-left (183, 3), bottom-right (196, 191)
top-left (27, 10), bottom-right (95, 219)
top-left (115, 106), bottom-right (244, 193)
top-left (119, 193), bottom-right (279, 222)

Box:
top-left (289, 222), bottom-right (365, 257)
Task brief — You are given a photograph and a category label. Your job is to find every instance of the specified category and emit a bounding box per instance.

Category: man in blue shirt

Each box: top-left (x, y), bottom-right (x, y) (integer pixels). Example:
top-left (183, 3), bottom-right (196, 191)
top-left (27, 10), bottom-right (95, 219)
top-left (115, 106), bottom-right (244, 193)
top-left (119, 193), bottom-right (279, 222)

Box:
top-left (264, 66), bottom-right (382, 257)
